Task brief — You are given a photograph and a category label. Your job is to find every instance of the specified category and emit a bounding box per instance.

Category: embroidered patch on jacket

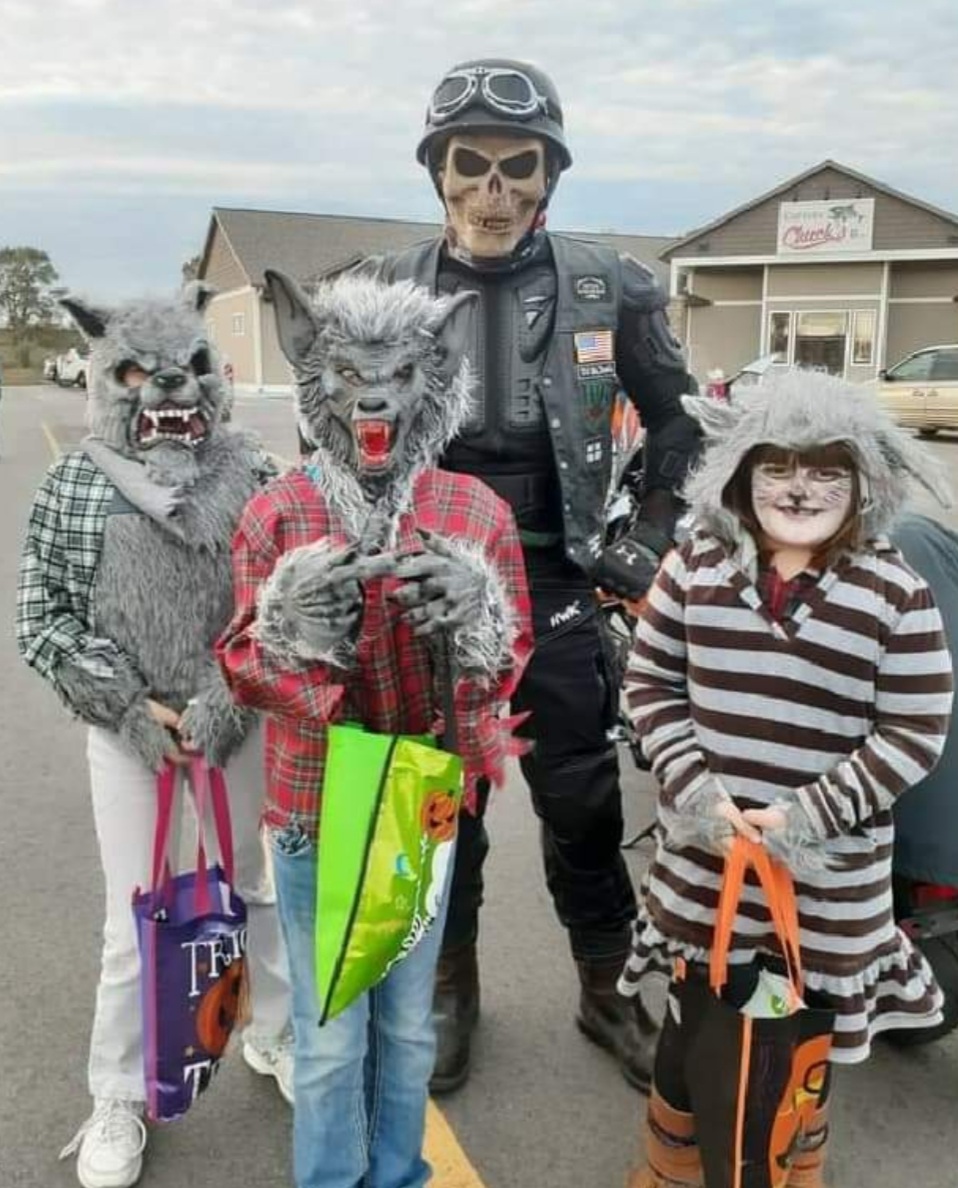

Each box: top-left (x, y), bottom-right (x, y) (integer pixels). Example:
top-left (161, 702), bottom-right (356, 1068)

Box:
top-left (585, 437), bottom-right (603, 464)
top-left (573, 329), bottom-right (614, 365)
top-left (577, 361), bottom-right (616, 380)
top-left (582, 381), bottom-right (611, 427)
top-left (574, 275), bottom-right (610, 302)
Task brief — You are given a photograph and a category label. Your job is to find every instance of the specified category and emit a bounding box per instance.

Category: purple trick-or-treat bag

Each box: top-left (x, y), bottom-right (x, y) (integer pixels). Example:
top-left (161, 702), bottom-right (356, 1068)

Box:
top-left (132, 757), bottom-right (249, 1123)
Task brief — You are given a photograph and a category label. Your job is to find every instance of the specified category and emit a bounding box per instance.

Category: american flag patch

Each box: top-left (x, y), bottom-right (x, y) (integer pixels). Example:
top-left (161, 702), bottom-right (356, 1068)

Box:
top-left (573, 329), bottom-right (614, 364)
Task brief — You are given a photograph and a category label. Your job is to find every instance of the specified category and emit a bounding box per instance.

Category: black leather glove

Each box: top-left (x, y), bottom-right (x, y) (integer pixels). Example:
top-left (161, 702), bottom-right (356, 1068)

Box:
top-left (594, 521), bottom-right (673, 601)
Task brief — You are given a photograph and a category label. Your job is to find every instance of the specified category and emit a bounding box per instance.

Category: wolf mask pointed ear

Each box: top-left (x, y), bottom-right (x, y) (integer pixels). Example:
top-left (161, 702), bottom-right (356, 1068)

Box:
top-left (59, 296), bottom-right (110, 341)
top-left (181, 280), bottom-right (217, 313)
top-left (265, 269), bottom-right (320, 367)
top-left (681, 393), bottom-right (739, 439)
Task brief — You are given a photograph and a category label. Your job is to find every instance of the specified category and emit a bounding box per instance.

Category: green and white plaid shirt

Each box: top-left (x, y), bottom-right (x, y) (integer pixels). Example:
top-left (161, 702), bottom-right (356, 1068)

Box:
top-left (17, 450), bottom-right (131, 705)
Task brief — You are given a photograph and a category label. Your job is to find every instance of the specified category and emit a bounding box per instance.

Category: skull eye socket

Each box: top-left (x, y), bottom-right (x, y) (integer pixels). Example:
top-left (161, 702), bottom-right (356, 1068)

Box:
top-left (499, 150), bottom-right (540, 180)
top-left (394, 363), bottom-right (415, 383)
top-left (452, 147), bottom-right (492, 178)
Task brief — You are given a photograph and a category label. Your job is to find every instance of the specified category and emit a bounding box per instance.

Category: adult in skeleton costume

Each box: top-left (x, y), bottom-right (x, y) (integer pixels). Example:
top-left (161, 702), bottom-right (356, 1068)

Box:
top-left (365, 58), bottom-right (701, 1092)
top-left (620, 371), bottom-right (952, 1187)
top-left (217, 272), bottom-right (532, 1188)
top-left (17, 286), bottom-right (291, 1188)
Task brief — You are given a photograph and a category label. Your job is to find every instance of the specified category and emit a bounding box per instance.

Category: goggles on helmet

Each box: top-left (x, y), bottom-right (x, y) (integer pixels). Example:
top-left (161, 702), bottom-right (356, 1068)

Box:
top-left (428, 66), bottom-right (551, 124)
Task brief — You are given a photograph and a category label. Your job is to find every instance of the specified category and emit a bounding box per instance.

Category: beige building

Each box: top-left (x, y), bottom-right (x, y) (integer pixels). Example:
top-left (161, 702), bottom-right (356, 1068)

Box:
top-left (196, 207), bottom-right (674, 392)
top-left (665, 160), bottom-right (958, 384)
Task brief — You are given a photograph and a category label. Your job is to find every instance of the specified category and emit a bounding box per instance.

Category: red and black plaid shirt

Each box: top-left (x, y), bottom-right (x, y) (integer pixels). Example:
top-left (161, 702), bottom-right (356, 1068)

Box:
top-left (217, 467), bottom-right (533, 835)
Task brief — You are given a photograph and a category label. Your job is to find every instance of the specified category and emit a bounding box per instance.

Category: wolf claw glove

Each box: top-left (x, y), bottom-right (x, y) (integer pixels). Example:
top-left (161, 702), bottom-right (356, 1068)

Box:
top-left (255, 542), bottom-right (364, 666)
top-left (118, 698), bottom-right (184, 772)
top-left (179, 662), bottom-right (254, 767)
top-left (391, 530), bottom-right (516, 676)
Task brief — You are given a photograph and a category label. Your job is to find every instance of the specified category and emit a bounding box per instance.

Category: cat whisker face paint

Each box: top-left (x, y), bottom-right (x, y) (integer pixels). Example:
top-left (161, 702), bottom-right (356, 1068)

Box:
top-left (750, 445), bottom-right (854, 552)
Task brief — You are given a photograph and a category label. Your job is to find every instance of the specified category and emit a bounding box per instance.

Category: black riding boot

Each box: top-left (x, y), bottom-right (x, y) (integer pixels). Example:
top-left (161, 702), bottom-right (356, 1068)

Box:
top-left (429, 943), bottom-right (479, 1095)
top-left (575, 956), bottom-right (658, 1092)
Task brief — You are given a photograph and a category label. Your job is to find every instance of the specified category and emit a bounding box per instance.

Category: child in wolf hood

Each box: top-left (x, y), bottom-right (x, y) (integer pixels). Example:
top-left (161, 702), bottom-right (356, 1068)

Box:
top-left (619, 370), bottom-right (953, 1187)
top-left (17, 285), bottom-right (292, 1188)
top-left (216, 272), bottom-right (532, 1188)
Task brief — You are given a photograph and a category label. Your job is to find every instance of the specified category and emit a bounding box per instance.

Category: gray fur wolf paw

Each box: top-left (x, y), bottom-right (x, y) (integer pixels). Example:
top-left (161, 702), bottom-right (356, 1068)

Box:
top-left (255, 542), bottom-right (363, 664)
top-left (118, 699), bottom-right (183, 772)
top-left (179, 679), bottom-right (252, 768)
top-left (390, 531), bottom-right (516, 675)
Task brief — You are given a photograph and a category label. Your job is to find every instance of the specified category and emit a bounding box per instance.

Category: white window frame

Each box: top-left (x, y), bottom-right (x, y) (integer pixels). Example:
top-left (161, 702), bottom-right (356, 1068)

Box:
top-left (766, 310), bottom-right (793, 363)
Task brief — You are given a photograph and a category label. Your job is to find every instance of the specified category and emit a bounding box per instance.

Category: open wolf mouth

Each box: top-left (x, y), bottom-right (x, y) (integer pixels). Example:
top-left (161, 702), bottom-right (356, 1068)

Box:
top-left (354, 419), bottom-right (395, 469)
top-left (136, 403), bottom-right (208, 448)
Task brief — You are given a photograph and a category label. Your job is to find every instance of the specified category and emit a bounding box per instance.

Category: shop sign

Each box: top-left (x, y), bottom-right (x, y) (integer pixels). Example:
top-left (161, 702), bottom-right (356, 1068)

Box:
top-left (777, 199), bottom-right (874, 254)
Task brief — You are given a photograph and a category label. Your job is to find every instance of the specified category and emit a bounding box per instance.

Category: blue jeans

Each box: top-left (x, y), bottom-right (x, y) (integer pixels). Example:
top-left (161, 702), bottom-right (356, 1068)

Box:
top-left (270, 822), bottom-right (450, 1188)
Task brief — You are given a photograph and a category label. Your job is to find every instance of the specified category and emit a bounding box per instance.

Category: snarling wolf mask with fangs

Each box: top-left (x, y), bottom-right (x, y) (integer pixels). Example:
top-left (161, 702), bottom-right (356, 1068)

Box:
top-left (61, 283), bottom-right (226, 486)
top-left (266, 270), bottom-right (476, 524)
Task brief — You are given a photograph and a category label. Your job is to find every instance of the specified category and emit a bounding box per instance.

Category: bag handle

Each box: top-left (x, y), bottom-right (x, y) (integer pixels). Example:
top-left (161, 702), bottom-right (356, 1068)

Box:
top-left (150, 761), bottom-right (179, 895)
top-left (187, 756), bottom-right (236, 915)
top-left (710, 837), bottom-right (804, 997)
top-left (149, 757), bottom-right (236, 914)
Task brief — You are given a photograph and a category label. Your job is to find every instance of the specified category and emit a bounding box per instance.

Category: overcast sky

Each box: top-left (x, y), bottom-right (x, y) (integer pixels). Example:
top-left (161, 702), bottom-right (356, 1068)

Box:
top-left (3, 0), bottom-right (957, 301)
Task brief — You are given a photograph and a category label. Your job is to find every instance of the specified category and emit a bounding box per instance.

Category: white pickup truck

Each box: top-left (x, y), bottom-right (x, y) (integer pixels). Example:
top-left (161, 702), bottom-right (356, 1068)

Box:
top-left (56, 346), bottom-right (90, 388)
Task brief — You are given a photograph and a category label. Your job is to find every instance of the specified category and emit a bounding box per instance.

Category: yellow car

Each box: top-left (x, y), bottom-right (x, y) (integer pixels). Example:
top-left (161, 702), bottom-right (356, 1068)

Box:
top-left (877, 344), bottom-right (958, 436)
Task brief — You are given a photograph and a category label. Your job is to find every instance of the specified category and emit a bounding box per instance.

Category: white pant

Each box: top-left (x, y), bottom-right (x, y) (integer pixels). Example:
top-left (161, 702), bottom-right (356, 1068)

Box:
top-left (86, 722), bottom-right (290, 1101)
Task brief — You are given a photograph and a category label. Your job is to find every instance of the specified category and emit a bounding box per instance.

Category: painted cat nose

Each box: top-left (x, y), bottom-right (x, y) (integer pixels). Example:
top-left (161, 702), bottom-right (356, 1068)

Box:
top-left (153, 369), bottom-right (187, 391)
top-left (357, 396), bottom-right (388, 413)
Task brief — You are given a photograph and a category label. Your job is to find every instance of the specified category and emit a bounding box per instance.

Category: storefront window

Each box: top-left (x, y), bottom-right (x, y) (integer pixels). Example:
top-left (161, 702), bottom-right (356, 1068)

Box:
top-left (768, 312), bottom-right (791, 362)
top-left (851, 310), bottom-right (876, 366)
top-left (794, 311), bottom-right (847, 375)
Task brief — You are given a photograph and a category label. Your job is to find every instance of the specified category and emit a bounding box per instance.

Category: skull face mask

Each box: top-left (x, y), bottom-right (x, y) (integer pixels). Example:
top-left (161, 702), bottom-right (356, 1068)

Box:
top-left (440, 133), bottom-right (546, 259)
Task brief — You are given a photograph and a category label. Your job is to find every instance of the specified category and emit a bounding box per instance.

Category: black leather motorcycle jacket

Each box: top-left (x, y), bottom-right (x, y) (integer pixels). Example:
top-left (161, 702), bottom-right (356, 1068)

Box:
top-left (371, 233), bottom-right (700, 574)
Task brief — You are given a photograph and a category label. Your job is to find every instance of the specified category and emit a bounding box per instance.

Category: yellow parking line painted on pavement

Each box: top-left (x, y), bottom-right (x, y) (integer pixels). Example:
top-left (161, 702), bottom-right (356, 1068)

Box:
top-left (425, 1101), bottom-right (486, 1188)
top-left (41, 421), bottom-right (63, 460)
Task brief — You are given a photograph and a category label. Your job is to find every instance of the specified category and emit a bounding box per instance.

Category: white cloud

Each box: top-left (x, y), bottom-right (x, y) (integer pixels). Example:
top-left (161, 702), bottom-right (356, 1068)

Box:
top-left (2, 0), bottom-right (956, 295)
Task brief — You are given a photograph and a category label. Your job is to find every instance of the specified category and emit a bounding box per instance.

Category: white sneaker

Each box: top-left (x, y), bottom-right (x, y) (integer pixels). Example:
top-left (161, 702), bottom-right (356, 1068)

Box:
top-left (242, 1033), bottom-right (295, 1105)
top-left (59, 1099), bottom-right (147, 1188)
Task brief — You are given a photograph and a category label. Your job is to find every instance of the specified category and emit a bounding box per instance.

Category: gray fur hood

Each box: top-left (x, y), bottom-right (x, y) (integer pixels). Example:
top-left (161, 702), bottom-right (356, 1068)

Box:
top-left (681, 369), bottom-right (951, 544)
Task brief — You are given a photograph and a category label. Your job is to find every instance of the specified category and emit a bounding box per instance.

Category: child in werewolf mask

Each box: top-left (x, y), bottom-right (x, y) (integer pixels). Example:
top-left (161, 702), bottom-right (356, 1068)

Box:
top-left (216, 272), bottom-right (532, 1188)
top-left (17, 284), bottom-right (292, 1188)
top-left (619, 369), bottom-right (953, 1188)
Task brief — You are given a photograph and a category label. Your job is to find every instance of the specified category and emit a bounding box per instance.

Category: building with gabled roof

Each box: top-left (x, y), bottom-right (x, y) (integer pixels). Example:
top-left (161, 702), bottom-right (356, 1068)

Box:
top-left (663, 159), bottom-right (958, 383)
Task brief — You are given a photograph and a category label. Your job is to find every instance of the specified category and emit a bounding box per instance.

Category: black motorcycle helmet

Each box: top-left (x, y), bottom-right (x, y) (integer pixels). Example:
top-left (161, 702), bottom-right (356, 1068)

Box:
top-left (417, 58), bottom-right (572, 197)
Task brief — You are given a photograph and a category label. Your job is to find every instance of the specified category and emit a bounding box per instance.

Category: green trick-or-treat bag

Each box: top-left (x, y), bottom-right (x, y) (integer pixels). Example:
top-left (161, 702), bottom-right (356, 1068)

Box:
top-left (316, 723), bottom-right (463, 1023)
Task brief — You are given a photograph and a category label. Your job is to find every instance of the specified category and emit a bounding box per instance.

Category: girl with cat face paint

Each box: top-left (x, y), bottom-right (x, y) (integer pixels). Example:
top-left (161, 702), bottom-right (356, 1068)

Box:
top-left (617, 370), bottom-right (953, 1188)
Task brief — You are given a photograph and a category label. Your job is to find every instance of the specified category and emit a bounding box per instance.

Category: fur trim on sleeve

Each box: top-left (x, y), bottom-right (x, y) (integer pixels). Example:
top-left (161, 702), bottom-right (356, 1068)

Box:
top-left (761, 798), bottom-right (831, 874)
top-left (659, 775), bottom-right (735, 855)
top-left (251, 543), bottom-right (357, 669)
top-left (444, 538), bottom-right (519, 679)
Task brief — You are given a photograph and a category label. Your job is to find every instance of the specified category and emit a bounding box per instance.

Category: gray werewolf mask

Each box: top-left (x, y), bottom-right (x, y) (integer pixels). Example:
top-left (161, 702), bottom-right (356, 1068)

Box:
top-left (265, 269), bottom-right (476, 495)
top-left (60, 282), bottom-right (225, 485)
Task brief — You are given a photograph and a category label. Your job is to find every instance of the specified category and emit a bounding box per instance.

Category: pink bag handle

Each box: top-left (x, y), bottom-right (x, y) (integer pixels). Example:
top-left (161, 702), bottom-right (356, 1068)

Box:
top-left (150, 757), bottom-right (236, 915)
top-left (151, 762), bottom-right (179, 895)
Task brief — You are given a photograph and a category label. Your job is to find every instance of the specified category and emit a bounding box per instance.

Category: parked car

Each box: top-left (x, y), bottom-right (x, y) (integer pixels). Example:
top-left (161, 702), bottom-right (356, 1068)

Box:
top-left (56, 347), bottom-right (89, 388)
top-left (874, 344), bottom-right (958, 436)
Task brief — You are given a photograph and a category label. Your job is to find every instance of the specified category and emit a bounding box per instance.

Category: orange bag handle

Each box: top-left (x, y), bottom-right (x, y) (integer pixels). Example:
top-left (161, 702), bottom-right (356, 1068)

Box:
top-left (710, 838), bottom-right (804, 997)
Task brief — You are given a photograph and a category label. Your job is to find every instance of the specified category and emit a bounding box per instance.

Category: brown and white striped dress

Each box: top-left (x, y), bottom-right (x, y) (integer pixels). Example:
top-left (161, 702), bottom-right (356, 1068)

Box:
top-left (619, 531), bottom-right (954, 1063)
